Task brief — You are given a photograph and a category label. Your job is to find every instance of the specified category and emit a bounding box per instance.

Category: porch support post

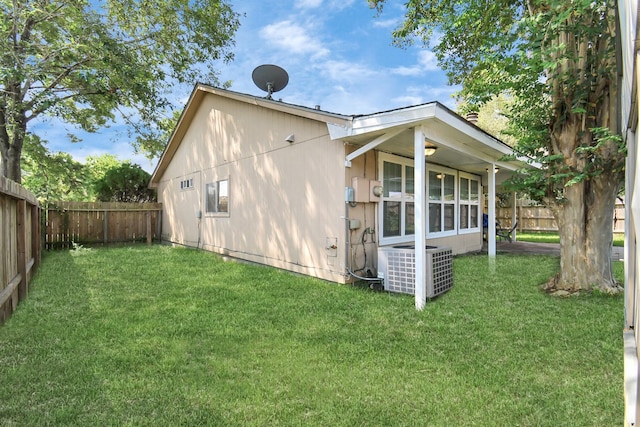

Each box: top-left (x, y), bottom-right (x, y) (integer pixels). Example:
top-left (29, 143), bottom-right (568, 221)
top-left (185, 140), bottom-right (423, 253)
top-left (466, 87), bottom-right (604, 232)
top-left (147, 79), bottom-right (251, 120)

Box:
top-left (414, 126), bottom-right (427, 310)
top-left (512, 191), bottom-right (517, 242)
top-left (487, 163), bottom-right (497, 257)
top-left (626, 129), bottom-right (638, 329)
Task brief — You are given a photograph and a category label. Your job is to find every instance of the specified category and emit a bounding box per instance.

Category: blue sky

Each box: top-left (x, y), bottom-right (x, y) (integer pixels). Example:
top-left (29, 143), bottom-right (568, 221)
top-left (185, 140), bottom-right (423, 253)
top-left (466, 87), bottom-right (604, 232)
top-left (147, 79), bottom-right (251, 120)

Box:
top-left (34, 0), bottom-right (459, 172)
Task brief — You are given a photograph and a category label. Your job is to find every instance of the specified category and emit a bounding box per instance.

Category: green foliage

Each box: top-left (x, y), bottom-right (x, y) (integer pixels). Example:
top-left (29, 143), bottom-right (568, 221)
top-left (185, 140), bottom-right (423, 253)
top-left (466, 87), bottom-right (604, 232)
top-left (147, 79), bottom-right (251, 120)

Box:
top-left (458, 94), bottom-right (518, 147)
top-left (0, 0), bottom-right (240, 181)
top-left (372, 0), bottom-right (624, 200)
top-left (84, 154), bottom-right (121, 183)
top-left (93, 161), bottom-right (156, 202)
top-left (21, 149), bottom-right (151, 203)
top-left (21, 134), bottom-right (92, 201)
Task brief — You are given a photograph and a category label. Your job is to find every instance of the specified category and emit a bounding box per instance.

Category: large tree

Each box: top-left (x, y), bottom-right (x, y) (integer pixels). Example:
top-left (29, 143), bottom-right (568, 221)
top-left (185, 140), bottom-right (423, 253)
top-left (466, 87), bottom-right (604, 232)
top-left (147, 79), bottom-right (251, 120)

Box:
top-left (94, 161), bottom-right (156, 203)
top-left (21, 150), bottom-right (129, 202)
top-left (1, 0), bottom-right (240, 183)
top-left (371, 0), bottom-right (624, 293)
top-left (21, 134), bottom-right (90, 201)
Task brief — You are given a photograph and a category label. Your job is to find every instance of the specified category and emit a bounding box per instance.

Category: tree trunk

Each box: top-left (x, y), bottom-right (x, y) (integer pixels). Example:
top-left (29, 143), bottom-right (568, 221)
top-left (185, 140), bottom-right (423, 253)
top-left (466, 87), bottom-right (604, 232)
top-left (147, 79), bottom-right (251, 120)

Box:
top-left (2, 146), bottom-right (22, 184)
top-left (549, 171), bottom-right (621, 294)
top-left (0, 108), bottom-right (27, 183)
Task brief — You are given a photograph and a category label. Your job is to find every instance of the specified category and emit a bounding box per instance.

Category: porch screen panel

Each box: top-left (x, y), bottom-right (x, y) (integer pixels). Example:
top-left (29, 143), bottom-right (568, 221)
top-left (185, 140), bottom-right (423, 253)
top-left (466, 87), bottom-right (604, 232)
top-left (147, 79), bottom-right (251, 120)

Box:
top-left (470, 179), bottom-right (479, 227)
top-left (428, 171), bottom-right (442, 233)
top-left (383, 162), bottom-right (402, 197)
top-left (444, 174), bottom-right (455, 231)
top-left (444, 204), bottom-right (455, 231)
top-left (470, 205), bottom-right (479, 227)
top-left (460, 204), bottom-right (469, 229)
top-left (383, 201), bottom-right (401, 236)
top-left (383, 162), bottom-right (402, 237)
top-left (429, 203), bottom-right (442, 232)
top-left (405, 166), bottom-right (415, 235)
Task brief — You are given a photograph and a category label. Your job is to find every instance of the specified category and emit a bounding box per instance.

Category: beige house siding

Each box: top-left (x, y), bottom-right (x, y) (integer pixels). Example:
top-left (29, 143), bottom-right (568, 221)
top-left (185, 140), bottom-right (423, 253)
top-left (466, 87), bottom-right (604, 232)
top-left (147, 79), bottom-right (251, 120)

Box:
top-left (157, 94), bottom-right (350, 283)
top-left (344, 147), bottom-right (379, 277)
top-left (151, 86), bottom-right (523, 288)
top-left (426, 233), bottom-right (482, 255)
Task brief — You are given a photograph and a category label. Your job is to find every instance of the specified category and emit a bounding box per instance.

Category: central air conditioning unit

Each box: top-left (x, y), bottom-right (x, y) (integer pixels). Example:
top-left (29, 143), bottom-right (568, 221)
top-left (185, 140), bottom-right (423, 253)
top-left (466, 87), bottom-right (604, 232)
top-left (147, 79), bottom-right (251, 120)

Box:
top-left (377, 246), bottom-right (453, 297)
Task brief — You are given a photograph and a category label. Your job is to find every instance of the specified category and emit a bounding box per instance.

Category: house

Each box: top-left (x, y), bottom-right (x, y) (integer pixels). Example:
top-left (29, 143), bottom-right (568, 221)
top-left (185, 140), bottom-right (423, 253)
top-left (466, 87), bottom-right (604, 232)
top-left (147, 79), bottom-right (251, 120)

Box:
top-left (620, 0), bottom-right (639, 424)
top-left (148, 83), bottom-right (526, 308)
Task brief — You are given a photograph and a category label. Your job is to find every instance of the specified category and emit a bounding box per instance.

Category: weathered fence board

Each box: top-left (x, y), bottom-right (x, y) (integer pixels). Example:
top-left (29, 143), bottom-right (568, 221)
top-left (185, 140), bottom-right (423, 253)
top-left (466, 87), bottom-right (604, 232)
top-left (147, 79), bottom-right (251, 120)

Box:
top-left (0, 176), bottom-right (41, 325)
top-left (496, 203), bottom-right (625, 233)
top-left (45, 202), bottom-right (162, 249)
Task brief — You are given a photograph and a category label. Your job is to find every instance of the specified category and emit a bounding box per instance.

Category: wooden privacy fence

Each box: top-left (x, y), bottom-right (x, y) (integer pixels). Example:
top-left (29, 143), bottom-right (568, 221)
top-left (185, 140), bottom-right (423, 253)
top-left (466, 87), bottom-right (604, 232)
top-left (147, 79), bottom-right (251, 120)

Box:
top-left (1, 176), bottom-right (41, 324)
top-left (496, 202), bottom-right (626, 233)
top-left (46, 202), bottom-right (162, 249)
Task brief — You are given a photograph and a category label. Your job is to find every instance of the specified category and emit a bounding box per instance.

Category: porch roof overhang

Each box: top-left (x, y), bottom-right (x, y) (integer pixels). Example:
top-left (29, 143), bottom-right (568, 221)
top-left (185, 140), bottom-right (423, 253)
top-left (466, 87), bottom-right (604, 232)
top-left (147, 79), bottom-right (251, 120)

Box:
top-left (329, 102), bottom-right (533, 310)
top-left (330, 101), bottom-right (533, 180)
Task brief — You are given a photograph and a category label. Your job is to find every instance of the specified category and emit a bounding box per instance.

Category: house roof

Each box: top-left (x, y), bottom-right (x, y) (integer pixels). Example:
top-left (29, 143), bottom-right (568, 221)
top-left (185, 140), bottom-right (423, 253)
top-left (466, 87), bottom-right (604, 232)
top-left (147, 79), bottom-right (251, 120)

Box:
top-left (149, 83), bottom-right (529, 187)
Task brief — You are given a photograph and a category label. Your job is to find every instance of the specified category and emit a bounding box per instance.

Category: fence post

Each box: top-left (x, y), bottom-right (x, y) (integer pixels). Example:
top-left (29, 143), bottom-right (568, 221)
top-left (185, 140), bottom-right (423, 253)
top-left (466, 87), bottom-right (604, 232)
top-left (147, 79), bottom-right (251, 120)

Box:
top-left (17, 199), bottom-right (28, 301)
top-left (103, 209), bottom-right (108, 244)
top-left (146, 211), bottom-right (152, 245)
top-left (31, 204), bottom-right (41, 268)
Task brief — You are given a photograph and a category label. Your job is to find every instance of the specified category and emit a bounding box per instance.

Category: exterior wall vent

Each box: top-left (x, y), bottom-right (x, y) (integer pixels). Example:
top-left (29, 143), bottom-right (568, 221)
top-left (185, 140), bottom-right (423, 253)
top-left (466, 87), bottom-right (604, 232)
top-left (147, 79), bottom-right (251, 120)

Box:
top-left (378, 246), bottom-right (453, 298)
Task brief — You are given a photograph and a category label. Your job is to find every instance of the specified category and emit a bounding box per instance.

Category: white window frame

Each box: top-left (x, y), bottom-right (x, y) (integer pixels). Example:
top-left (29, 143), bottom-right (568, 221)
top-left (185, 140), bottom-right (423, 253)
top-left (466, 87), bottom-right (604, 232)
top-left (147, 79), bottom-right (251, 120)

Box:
top-left (458, 172), bottom-right (481, 235)
top-left (427, 165), bottom-right (458, 238)
top-left (378, 154), bottom-right (485, 243)
top-left (205, 177), bottom-right (229, 217)
top-left (378, 153), bottom-right (416, 246)
top-left (179, 177), bottom-right (194, 191)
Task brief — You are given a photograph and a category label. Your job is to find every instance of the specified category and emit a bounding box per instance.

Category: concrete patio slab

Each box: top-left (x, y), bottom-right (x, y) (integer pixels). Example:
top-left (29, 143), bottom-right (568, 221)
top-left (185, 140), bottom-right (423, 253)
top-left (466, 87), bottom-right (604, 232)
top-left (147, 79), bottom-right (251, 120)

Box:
top-left (483, 241), bottom-right (624, 261)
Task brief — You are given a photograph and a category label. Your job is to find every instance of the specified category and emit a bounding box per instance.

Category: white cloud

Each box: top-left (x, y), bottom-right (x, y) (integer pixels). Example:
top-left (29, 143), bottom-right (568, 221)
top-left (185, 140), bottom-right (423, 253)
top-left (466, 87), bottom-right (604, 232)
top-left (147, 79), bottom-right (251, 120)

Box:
top-left (372, 18), bottom-right (399, 29)
top-left (390, 50), bottom-right (440, 76)
top-left (417, 50), bottom-right (439, 71)
top-left (295, 0), bottom-right (323, 8)
top-left (392, 95), bottom-right (425, 106)
top-left (399, 84), bottom-right (461, 109)
top-left (329, 0), bottom-right (356, 9)
top-left (296, 0), bottom-right (357, 10)
top-left (259, 20), bottom-right (330, 58)
top-left (321, 60), bottom-right (378, 82)
top-left (390, 65), bottom-right (422, 76)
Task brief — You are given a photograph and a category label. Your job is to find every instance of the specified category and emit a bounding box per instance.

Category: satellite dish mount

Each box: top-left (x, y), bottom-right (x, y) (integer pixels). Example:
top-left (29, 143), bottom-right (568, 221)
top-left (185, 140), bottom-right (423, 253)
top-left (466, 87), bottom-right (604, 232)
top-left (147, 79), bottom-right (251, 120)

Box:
top-left (252, 64), bottom-right (289, 99)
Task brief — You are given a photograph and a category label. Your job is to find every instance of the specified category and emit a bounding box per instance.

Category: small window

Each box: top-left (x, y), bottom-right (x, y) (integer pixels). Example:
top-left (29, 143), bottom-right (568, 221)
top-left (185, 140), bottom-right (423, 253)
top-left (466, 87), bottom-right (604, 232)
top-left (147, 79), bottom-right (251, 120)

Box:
top-left (179, 178), bottom-right (193, 190)
top-left (206, 179), bottom-right (229, 214)
top-left (459, 173), bottom-right (480, 231)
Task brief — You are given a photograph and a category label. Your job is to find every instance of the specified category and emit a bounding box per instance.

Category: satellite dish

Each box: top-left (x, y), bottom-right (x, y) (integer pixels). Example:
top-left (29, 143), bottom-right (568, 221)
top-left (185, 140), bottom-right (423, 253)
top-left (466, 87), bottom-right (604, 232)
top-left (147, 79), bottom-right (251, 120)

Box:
top-left (252, 64), bottom-right (289, 99)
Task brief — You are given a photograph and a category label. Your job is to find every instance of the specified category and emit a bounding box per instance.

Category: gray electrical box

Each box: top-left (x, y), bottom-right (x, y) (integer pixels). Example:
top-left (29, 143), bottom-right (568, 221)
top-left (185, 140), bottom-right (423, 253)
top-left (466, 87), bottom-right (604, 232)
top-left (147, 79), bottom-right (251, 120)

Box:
top-left (345, 187), bottom-right (355, 203)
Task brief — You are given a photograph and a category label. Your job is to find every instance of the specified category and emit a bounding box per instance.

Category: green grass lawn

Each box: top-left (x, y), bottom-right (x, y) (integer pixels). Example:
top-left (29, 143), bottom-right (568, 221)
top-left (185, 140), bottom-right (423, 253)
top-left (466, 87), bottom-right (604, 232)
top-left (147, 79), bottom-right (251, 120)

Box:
top-left (517, 231), bottom-right (625, 247)
top-left (0, 245), bottom-right (623, 426)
